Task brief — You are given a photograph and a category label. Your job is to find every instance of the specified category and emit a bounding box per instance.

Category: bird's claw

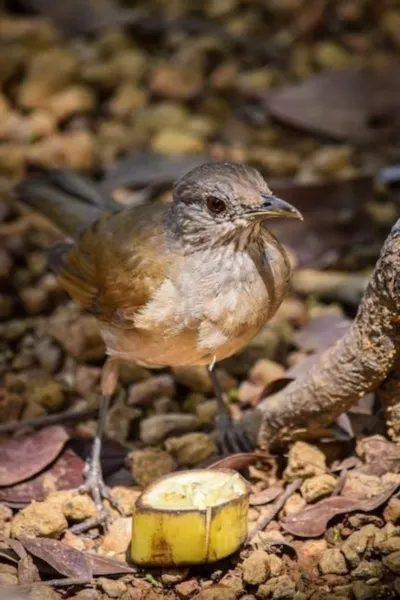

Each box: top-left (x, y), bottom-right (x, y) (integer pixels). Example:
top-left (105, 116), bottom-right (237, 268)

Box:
top-left (72, 458), bottom-right (125, 533)
top-left (217, 415), bottom-right (254, 454)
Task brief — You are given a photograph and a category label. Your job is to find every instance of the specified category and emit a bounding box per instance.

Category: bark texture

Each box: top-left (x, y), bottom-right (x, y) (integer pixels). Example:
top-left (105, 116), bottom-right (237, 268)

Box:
top-left (258, 219), bottom-right (400, 449)
top-left (379, 356), bottom-right (400, 443)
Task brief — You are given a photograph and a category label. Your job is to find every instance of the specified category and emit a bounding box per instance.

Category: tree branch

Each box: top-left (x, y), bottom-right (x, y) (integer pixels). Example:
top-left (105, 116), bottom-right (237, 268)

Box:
top-left (257, 219), bottom-right (400, 449)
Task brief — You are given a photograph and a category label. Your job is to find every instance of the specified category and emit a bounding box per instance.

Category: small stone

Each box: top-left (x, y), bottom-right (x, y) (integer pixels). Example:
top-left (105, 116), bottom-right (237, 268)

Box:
top-left (193, 585), bottom-right (236, 600)
top-left (47, 86), bottom-right (95, 121)
top-left (237, 381), bottom-right (264, 405)
top-left (98, 577), bottom-right (127, 598)
top-left (313, 41), bottom-right (351, 69)
top-left (301, 474), bottom-right (337, 502)
top-left (152, 129), bottom-right (204, 155)
top-left (61, 493), bottom-right (97, 521)
top-left (11, 499), bottom-right (67, 538)
top-left (165, 432), bottom-right (217, 466)
top-left (257, 575), bottom-right (296, 600)
top-left (319, 549), bottom-right (348, 575)
top-left (127, 374), bottom-right (175, 406)
top-left (375, 535), bottom-right (400, 554)
top-left (30, 584), bottom-right (62, 600)
top-left (307, 146), bottom-right (353, 176)
top-left (140, 414), bottom-right (200, 445)
top-left (384, 497), bottom-right (400, 523)
top-left (175, 578), bottom-right (201, 598)
top-left (268, 555), bottom-right (284, 577)
top-left (249, 148), bottom-right (300, 177)
top-left (71, 591), bottom-right (102, 600)
top-left (30, 379), bottom-right (64, 412)
top-left (195, 399), bottom-right (218, 425)
top-left (297, 539), bottom-right (328, 570)
top-left (128, 448), bottom-right (176, 487)
top-left (108, 486), bottom-right (140, 516)
top-left (283, 441), bottom-right (326, 481)
top-left (351, 580), bottom-right (381, 600)
top-left (99, 517), bottom-right (131, 558)
top-left (161, 567), bottom-right (189, 584)
top-left (150, 64), bottom-right (202, 100)
top-left (351, 560), bottom-right (384, 580)
top-left (282, 492), bottom-right (306, 516)
top-left (242, 550), bottom-right (271, 585)
top-left (249, 359), bottom-right (285, 387)
top-left (383, 550), bottom-right (400, 573)
top-left (172, 365), bottom-right (212, 393)
top-left (20, 286), bottom-right (48, 314)
top-left (341, 526), bottom-right (378, 568)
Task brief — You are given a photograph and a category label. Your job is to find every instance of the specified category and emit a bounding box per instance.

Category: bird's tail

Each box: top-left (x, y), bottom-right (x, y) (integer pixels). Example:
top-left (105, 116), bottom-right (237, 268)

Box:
top-left (15, 170), bottom-right (118, 238)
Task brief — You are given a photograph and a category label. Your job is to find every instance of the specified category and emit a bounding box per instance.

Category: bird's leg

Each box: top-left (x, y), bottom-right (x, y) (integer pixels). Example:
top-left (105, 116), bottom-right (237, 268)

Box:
top-left (208, 366), bottom-right (253, 454)
top-left (77, 357), bottom-right (124, 525)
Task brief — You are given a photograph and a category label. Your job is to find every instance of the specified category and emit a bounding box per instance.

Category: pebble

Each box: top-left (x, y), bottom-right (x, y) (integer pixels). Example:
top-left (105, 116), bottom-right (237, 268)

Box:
top-left (351, 560), bottom-right (384, 580)
top-left (195, 399), bottom-right (218, 425)
top-left (98, 577), bottom-right (127, 598)
top-left (172, 365), bottom-right (213, 393)
top-left (151, 129), bottom-right (204, 155)
top-left (319, 548), bottom-right (348, 575)
top-left (175, 578), bottom-right (201, 598)
top-left (384, 497), bottom-right (400, 524)
top-left (257, 575), bottom-right (296, 600)
top-left (341, 526), bottom-right (379, 568)
top-left (11, 499), bottom-right (68, 538)
top-left (165, 432), bottom-right (217, 466)
top-left (249, 359), bottom-right (285, 388)
top-left (128, 448), bottom-right (177, 487)
top-left (383, 550), bottom-right (400, 574)
top-left (301, 474), bottom-right (337, 502)
top-left (283, 441), bottom-right (326, 481)
top-left (282, 492), bottom-right (306, 516)
top-left (127, 374), bottom-right (175, 406)
top-left (140, 413), bottom-right (200, 445)
top-left (20, 285), bottom-right (48, 314)
top-left (242, 550), bottom-right (271, 585)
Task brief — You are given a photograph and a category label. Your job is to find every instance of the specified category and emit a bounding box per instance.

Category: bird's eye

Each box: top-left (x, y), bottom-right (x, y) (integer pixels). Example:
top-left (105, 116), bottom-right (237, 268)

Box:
top-left (206, 196), bottom-right (226, 214)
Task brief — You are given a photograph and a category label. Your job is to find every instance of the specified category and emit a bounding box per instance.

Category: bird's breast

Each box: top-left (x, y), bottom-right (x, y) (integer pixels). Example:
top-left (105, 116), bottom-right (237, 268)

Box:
top-left (102, 237), bottom-right (290, 367)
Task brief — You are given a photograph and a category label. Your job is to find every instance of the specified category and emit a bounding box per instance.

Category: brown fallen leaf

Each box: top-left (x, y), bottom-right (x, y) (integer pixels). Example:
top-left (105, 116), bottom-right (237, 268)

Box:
top-left (281, 482), bottom-right (399, 537)
top-left (294, 314), bottom-right (350, 353)
top-left (86, 553), bottom-right (136, 575)
top-left (0, 448), bottom-right (84, 504)
top-left (0, 426), bottom-right (69, 487)
top-left (207, 453), bottom-right (259, 471)
top-left (17, 535), bottom-right (136, 577)
top-left (102, 152), bottom-right (211, 192)
top-left (269, 173), bottom-right (378, 268)
top-left (264, 67), bottom-right (400, 142)
top-left (356, 434), bottom-right (400, 476)
top-left (18, 536), bottom-right (92, 578)
top-left (330, 456), bottom-right (363, 473)
top-left (250, 484), bottom-right (283, 506)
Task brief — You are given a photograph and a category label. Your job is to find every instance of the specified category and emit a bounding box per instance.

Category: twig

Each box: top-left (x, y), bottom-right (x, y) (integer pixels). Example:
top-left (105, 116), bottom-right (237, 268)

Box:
top-left (331, 469), bottom-right (348, 497)
top-left (257, 219), bottom-right (400, 448)
top-left (247, 478), bottom-right (302, 543)
top-left (0, 408), bottom-right (97, 434)
top-left (69, 515), bottom-right (106, 535)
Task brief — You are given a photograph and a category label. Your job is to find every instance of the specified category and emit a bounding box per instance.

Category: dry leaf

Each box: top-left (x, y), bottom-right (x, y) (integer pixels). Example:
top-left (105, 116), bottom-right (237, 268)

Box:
top-left (207, 453), bottom-right (259, 471)
top-left (282, 483), bottom-right (399, 537)
top-left (18, 536), bottom-right (92, 578)
top-left (250, 485), bottom-right (283, 506)
top-left (264, 67), bottom-right (400, 142)
top-left (0, 448), bottom-right (84, 504)
top-left (0, 426), bottom-right (69, 487)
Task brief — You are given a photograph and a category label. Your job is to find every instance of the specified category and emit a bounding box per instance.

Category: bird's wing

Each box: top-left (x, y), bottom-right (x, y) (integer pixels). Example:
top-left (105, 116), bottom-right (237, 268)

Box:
top-left (54, 202), bottom-right (174, 325)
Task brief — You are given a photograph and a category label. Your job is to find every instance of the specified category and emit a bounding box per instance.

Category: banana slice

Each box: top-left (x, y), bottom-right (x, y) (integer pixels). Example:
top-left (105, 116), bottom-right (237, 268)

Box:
top-left (131, 468), bottom-right (250, 566)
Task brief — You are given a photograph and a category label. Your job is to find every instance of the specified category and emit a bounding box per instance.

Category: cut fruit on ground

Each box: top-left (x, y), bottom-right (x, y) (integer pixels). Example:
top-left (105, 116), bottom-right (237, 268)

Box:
top-left (131, 468), bottom-right (250, 566)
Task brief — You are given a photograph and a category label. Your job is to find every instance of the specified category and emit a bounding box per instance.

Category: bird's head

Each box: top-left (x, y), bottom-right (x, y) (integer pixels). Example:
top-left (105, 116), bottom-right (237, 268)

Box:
top-left (170, 162), bottom-right (302, 249)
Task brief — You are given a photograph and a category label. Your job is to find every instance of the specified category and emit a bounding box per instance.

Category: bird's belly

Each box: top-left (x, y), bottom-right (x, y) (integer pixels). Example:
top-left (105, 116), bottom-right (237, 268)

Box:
top-left (100, 318), bottom-right (263, 368)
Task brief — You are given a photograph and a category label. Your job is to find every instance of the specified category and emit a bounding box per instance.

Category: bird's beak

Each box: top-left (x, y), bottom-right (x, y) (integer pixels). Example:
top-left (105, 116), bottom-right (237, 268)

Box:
top-left (245, 193), bottom-right (303, 221)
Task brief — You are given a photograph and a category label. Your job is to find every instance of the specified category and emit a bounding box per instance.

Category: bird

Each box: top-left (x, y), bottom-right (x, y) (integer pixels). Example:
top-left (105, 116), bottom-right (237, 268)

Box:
top-left (16, 161), bottom-right (302, 523)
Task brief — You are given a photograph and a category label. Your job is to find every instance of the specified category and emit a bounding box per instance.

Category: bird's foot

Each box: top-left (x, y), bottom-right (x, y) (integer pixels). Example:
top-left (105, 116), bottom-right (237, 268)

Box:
top-left (70, 458), bottom-right (124, 534)
top-left (217, 413), bottom-right (254, 455)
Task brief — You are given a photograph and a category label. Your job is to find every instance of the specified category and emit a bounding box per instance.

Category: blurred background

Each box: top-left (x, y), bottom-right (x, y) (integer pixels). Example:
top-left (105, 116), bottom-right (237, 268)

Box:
top-left (1, 0), bottom-right (400, 271)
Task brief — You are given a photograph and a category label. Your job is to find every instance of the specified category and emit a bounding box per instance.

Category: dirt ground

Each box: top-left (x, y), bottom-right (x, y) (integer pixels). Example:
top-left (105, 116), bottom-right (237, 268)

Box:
top-left (2, 1), bottom-right (400, 598)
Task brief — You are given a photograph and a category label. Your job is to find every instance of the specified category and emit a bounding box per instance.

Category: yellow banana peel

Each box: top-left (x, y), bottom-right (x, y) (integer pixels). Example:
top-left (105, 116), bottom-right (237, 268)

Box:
top-left (131, 468), bottom-right (250, 566)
